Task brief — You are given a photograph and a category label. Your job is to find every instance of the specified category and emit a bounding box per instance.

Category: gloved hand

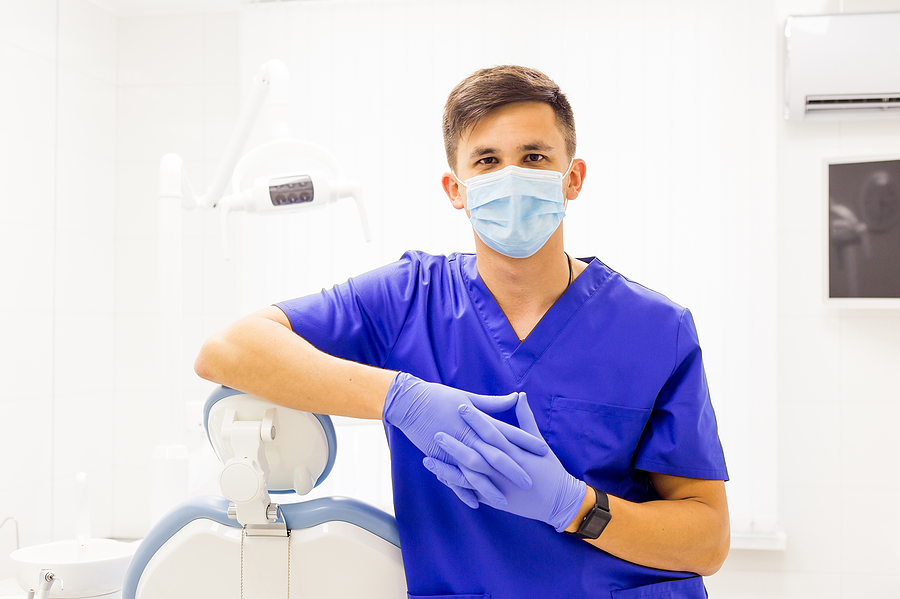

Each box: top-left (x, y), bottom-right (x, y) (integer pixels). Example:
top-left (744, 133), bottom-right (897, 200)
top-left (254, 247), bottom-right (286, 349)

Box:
top-left (423, 393), bottom-right (586, 532)
top-left (383, 373), bottom-right (550, 496)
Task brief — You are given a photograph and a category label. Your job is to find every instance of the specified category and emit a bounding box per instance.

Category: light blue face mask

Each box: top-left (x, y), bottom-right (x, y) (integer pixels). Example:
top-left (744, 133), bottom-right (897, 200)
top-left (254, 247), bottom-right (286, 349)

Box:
top-left (456, 161), bottom-right (573, 258)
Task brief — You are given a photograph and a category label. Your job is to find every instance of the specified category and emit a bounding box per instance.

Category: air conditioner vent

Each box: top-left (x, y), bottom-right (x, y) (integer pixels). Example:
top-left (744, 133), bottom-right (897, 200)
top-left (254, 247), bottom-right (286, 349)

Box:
top-left (785, 12), bottom-right (900, 121)
top-left (806, 94), bottom-right (900, 112)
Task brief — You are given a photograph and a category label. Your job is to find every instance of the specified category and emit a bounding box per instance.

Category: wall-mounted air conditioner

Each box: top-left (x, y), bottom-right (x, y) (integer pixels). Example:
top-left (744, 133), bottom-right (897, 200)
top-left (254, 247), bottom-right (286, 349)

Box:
top-left (784, 12), bottom-right (900, 121)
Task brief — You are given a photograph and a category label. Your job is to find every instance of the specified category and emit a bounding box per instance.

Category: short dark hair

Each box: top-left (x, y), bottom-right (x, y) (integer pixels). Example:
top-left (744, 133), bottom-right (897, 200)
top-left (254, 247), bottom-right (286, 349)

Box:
top-left (442, 65), bottom-right (576, 171)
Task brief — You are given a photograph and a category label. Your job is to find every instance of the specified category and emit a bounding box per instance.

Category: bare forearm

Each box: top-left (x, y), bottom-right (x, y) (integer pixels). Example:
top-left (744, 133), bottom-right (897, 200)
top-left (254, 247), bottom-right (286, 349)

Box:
top-left (564, 478), bottom-right (729, 576)
top-left (194, 307), bottom-right (397, 419)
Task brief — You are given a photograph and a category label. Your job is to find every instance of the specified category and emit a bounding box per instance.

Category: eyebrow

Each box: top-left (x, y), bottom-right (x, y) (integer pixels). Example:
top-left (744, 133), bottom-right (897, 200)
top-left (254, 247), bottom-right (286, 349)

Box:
top-left (519, 141), bottom-right (555, 153)
top-left (467, 141), bottom-right (556, 160)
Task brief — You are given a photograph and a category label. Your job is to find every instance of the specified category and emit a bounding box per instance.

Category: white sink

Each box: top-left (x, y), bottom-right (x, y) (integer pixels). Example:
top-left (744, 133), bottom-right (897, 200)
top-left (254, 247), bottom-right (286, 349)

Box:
top-left (11, 539), bottom-right (137, 598)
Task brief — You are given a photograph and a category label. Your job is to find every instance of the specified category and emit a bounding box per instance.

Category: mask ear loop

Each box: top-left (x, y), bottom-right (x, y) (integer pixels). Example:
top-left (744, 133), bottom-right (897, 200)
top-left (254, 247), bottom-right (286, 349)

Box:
top-left (562, 157), bottom-right (575, 210)
top-left (450, 171), bottom-right (469, 212)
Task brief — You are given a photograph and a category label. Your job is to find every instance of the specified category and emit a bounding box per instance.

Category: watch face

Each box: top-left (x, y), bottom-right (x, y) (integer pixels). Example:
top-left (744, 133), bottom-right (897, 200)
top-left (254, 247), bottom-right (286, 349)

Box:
top-left (577, 507), bottom-right (612, 539)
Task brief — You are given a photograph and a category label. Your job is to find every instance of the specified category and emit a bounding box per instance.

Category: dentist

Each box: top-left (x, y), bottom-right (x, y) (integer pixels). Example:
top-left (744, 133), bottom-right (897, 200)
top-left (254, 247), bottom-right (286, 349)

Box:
top-left (195, 65), bottom-right (730, 598)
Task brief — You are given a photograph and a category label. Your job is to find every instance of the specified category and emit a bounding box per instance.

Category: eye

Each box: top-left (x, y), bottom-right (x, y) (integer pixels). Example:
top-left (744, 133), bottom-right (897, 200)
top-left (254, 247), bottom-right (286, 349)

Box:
top-left (523, 154), bottom-right (545, 163)
top-left (477, 157), bottom-right (498, 166)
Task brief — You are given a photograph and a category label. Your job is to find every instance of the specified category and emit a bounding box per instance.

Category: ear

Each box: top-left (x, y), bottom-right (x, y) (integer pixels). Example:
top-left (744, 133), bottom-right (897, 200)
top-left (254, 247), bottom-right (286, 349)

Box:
top-left (563, 159), bottom-right (587, 202)
top-left (442, 172), bottom-right (466, 211)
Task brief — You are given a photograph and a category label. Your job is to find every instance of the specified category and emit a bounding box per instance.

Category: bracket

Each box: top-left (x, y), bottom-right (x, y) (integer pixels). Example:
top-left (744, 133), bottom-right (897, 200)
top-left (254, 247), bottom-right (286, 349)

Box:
top-left (219, 408), bottom-right (281, 526)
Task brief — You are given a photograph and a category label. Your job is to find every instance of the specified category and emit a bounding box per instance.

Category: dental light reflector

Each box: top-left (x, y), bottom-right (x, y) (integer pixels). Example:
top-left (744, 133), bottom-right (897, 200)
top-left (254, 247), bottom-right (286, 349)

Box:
top-left (269, 175), bottom-right (314, 206)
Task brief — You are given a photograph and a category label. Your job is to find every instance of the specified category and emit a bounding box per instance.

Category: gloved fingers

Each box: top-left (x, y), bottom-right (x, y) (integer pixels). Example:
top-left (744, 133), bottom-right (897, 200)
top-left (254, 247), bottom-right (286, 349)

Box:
top-left (423, 456), bottom-right (471, 488)
top-left (448, 483), bottom-right (480, 509)
top-left (459, 401), bottom-right (549, 461)
top-left (468, 393), bottom-right (549, 456)
top-left (433, 434), bottom-right (508, 505)
top-left (513, 391), bottom-right (545, 440)
top-left (458, 463), bottom-right (508, 510)
top-left (436, 427), bottom-right (532, 490)
top-left (467, 391), bottom-right (520, 414)
top-left (494, 419), bottom-right (550, 455)
top-left (423, 458), bottom-right (480, 509)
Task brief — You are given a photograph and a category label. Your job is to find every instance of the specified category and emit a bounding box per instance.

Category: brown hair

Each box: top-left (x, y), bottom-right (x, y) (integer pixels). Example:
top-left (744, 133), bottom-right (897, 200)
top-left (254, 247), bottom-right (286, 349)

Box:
top-left (442, 65), bottom-right (576, 171)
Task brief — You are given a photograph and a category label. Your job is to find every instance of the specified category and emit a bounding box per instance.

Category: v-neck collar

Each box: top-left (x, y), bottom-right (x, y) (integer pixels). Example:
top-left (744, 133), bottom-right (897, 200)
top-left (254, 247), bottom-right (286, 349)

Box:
top-left (460, 254), bottom-right (612, 381)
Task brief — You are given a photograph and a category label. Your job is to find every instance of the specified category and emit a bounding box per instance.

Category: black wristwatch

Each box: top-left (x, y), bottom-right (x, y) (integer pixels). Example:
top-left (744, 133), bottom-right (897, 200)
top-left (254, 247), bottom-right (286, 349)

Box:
top-left (570, 485), bottom-right (611, 539)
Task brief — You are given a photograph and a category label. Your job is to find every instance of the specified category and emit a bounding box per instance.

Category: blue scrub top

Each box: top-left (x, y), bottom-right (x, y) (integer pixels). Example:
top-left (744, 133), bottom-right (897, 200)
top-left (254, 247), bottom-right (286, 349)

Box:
top-left (277, 252), bottom-right (728, 599)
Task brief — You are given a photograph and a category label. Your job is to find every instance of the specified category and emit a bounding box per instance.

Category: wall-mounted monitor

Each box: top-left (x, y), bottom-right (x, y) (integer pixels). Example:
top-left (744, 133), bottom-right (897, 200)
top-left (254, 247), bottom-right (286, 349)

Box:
top-left (826, 155), bottom-right (900, 307)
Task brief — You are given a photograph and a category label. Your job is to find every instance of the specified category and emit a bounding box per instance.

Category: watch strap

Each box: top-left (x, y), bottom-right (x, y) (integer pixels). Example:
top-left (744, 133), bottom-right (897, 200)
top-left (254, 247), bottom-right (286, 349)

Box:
top-left (572, 485), bottom-right (611, 539)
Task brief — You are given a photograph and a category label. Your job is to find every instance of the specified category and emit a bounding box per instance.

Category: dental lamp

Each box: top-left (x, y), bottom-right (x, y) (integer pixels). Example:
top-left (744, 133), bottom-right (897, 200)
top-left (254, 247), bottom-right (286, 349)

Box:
top-left (158, 58), bottom-right (371, 257)
top-left (152, 59), bottom-right (370, 522)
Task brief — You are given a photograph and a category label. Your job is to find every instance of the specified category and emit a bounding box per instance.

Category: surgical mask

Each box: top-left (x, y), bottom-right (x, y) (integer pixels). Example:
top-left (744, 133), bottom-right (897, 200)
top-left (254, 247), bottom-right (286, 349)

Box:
top-left (455, 160), bottom-right (573, 258)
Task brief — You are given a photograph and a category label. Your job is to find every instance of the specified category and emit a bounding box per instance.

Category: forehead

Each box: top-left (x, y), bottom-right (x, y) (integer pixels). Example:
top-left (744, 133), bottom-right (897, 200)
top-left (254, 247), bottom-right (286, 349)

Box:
top-left (458, 102), bottom-right (566, 158)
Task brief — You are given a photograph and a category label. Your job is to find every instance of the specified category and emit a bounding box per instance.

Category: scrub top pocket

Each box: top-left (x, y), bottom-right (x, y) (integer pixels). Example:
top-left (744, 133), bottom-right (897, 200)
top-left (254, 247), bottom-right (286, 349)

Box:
top-left (548, 396), bottom-right (650, 492)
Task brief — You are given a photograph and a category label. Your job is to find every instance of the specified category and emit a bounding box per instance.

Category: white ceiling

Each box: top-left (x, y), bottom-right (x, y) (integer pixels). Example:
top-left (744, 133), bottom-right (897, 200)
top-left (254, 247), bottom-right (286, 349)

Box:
top-left (86, 0), bottom-right (307, 17)
top-left (89, 0), bottom-right (900, 17)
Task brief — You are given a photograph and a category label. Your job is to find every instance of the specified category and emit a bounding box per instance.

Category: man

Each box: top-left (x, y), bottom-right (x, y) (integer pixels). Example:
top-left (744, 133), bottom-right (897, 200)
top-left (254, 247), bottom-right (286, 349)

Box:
top-left (195, 65), bottom-right (729, 598)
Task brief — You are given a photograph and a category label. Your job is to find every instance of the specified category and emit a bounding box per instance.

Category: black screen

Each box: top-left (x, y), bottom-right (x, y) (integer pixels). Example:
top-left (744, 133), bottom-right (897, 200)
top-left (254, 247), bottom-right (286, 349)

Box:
top-left (829, 159), bottom-right (900, 298)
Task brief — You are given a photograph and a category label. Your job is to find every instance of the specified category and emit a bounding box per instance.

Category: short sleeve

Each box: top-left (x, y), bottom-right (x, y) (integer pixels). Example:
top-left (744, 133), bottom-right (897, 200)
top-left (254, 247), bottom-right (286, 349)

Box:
top-left (275, 252), bottom-right (420, 368)
top-left (632, 309), bottom-right (729, 480)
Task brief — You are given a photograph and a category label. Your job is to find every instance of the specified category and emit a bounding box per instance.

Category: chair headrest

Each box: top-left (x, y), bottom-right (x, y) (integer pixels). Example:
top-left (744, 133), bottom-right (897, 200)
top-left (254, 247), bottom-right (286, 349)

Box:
top-left (203, 386), bottom-right (337, 494)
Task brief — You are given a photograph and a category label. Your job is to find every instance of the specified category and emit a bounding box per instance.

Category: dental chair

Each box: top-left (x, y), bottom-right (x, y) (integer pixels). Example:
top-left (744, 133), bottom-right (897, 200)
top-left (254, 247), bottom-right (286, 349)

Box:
top-left (123, 386), bottom-right (407, 598)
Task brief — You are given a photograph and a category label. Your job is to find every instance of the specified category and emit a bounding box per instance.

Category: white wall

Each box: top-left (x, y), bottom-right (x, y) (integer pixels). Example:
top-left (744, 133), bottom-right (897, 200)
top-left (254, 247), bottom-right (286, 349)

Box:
top-left (706, 1), bottom-right (900, 596)
top-left (112, 11), bottom-right (243, 538)
top-left (237, 0), bottom-right (780, 540)
top-left (1, 0), bottom-right (899, 597)
top-left (0, 0), bottom-right (117, 579)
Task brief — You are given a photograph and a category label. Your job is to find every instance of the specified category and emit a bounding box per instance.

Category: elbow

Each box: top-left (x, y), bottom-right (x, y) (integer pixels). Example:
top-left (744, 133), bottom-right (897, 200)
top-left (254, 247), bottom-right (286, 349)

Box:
top-left (695, 523), bottom-right (731, 576)
top-left (194, 334), bottom-right (228, 383)
top-left (693, 490), bottom-right (731, 576)
top-left (194, 307), bottom-right (290, 386)
top-left (695, 543), bottom-right (729, 577)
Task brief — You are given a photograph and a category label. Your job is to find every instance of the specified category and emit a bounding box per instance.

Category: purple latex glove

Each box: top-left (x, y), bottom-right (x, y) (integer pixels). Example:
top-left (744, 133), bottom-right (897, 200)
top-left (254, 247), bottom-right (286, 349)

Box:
top-left (423, 393), bottom-right (586, 532)
top-left (383, 373), bottom-right (549, 493)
